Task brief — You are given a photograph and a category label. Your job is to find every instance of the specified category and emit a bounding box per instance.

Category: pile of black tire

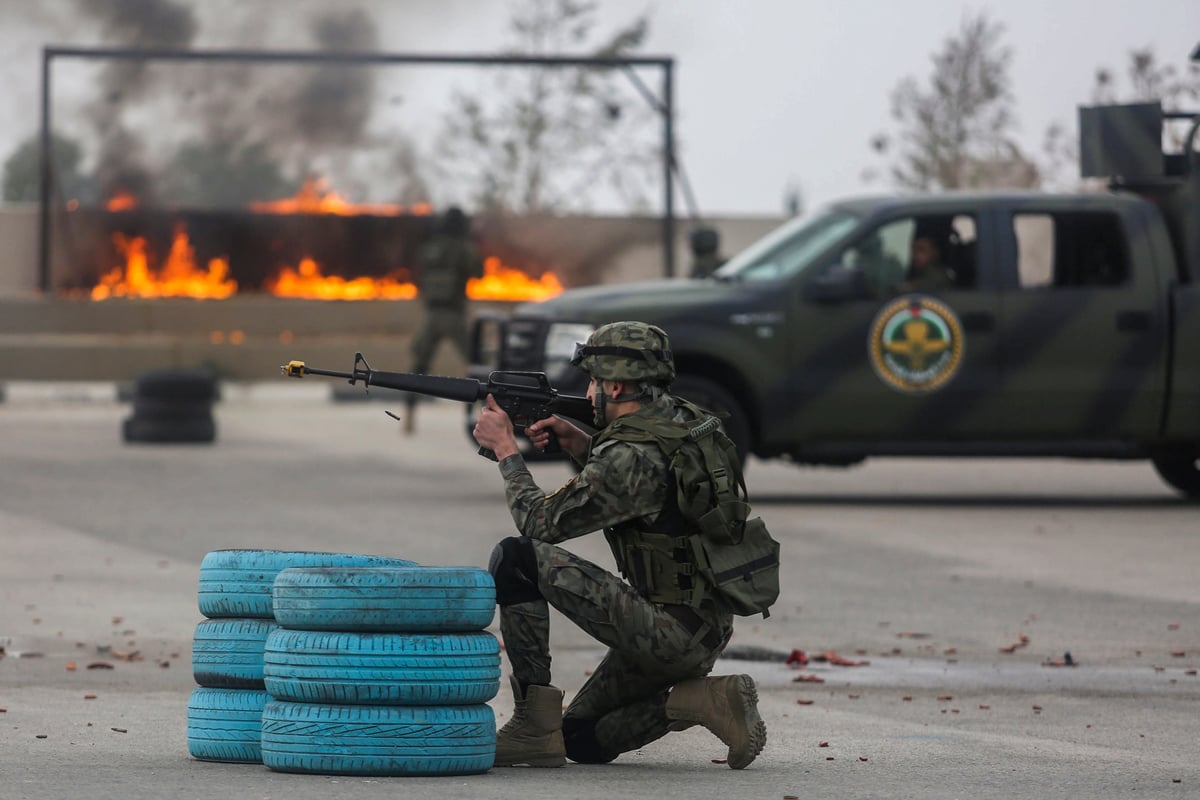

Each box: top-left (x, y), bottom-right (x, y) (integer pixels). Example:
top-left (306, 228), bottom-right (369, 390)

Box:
top-left (187, 549), bottom-right (501, 777)
top-left (123, 368), bottom-right (219, 444)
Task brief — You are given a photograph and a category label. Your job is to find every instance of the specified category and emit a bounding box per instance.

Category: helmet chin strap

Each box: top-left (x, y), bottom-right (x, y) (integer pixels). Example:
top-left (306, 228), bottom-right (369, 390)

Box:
top-left (592, 380), bottom-right (661, 426)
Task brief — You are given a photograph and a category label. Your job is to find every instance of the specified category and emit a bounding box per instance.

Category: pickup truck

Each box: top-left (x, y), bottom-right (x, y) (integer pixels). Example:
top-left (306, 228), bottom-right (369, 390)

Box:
top-left (468, 102), bottom-right (1200, 499)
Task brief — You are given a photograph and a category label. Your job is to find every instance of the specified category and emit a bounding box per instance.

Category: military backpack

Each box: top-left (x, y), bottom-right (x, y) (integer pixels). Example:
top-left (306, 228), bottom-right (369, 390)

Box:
top-left (602, 399), bottom-right (781, 618)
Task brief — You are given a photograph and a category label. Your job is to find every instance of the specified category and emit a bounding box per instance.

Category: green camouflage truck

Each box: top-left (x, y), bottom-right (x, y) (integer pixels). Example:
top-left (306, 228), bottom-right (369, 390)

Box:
top-left (467, 102), bottom-right (1200, 498)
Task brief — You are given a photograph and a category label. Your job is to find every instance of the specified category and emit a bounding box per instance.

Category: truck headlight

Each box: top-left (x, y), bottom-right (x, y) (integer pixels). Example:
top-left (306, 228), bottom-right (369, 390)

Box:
top-left (544, 323), bottom-right (595, 365)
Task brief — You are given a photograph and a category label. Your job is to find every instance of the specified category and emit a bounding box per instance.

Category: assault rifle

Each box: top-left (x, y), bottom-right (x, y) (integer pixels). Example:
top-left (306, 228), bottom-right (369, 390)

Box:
top-left (281, 352), bottom-right (593, 461)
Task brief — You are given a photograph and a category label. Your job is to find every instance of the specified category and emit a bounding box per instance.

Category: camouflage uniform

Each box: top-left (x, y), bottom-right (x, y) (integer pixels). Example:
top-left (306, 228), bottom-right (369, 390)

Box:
top-left (494, 393), bottom-right (734, 761)
top-left (900, 264), bottom-right (956, 294)
top-left (410, 208), bottom-right (484, 375)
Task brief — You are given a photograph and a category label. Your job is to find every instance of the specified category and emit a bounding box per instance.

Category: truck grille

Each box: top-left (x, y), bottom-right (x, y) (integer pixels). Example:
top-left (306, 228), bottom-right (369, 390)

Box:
top-left (501, 318), bottom-right (546, 371)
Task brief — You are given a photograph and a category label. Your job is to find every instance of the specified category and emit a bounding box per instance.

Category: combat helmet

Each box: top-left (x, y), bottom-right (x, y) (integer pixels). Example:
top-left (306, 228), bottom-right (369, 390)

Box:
top-left (571, 321), bottom-right (675, 385)
top-left (689, 226), bottom-right (720, 256)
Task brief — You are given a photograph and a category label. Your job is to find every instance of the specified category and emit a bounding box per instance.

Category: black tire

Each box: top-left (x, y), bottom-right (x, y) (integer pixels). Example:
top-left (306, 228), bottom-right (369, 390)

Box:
top-left (122, 414), bottom-right (216, 444)
top-left (261, 701), bottom-right (495, 776)
top-left (134, 368), bottom-right (219, 402)
top-left (271, 566), bottom-right (496, 632)
top-left (186, 687), bottom-right (270, 763)
top-left (1152, 446), bottom-right (1200, 500)
top-left (671, 374), bottom-right (752, 465)
top-left (192, 618), bottom-right (279, 689)
top-left (198, 550), bottom-right (417, 619)
top-left (263, 629), bottom-right (501, 705)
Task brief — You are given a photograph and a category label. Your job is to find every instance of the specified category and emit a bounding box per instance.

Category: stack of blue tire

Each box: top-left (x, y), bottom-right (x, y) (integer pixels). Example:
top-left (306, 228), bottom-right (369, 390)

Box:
top-left (186, 550), bottom-right (415, 764)
top-left (260, 564), bottom-right (500, 777)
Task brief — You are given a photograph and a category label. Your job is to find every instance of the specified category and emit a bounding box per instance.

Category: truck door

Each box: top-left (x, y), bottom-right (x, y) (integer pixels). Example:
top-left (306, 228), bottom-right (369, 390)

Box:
top-left (778, 211), bottom-right (1006, 443)
top-left (995, 206), bottom-right (1169, 438)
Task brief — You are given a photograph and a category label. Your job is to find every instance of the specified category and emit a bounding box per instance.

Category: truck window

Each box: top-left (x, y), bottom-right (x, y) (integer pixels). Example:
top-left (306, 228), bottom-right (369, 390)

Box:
top-left (716, 209), bottom-right (860, 282)
top-left (1013, 212), bottom-right (1129, 289)
top-left (834, 213), bottom-right (977, 295)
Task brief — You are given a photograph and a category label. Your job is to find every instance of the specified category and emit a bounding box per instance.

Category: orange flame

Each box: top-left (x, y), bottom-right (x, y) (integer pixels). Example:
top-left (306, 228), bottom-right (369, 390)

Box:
top-left (249, 178), bottom-right (432, 217)
top-left (262, 256), bottom-right (562, 302)
top-left (105, 192), bottom-right (137, 212)
top-left (91, 227), bottom-right (236, 300)
top-left (265, 258), bottom-right (418, 301)
top-left (467, 257), bottom-right (563, 302)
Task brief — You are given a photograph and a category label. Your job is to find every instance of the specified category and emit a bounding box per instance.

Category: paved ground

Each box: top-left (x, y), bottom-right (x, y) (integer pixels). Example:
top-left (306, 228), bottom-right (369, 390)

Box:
top-left (0, 386), bottom-right (1197, 799)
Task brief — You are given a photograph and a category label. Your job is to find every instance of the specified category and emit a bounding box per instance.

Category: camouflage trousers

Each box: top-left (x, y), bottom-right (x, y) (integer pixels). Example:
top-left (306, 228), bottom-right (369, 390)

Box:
top-left (500, 538), bottom-right (732, 760)
top-left (410, 306), bottom-right (470, 376)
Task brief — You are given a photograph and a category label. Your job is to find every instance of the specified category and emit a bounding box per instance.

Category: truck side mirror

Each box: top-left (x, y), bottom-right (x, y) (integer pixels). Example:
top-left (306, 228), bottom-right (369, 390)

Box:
top-left (804, 264), bottom-right (869, 303)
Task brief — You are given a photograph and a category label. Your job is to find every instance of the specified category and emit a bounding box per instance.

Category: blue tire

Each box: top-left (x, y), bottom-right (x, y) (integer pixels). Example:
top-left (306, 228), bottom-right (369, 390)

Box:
top-left (263, 629), bottom-right (501, 705)
top-left (192, 618), bottom-right (278, 689)
top-left (272, 566), bottom-right (496, 632)
top-left (261, 701), bottom-right (495, 776)
top-left (198, 549), bottom-right (416, 619)
top-left (186, 688), bottom-right (270, 763)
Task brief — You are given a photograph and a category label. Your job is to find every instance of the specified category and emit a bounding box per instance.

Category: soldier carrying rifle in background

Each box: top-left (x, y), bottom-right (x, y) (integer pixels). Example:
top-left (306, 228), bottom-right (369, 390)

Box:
top-left (406, 205), bottom-right (484, 433)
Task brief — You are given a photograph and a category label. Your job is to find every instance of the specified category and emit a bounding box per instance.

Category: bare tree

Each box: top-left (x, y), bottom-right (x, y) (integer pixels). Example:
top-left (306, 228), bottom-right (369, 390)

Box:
top-left (436, 0), bottom-right (658, 213)
top-left (1041, 47), bottom-right (1200, 188)
top-left (869, 12), bottom-right (1038, 191)
top-left (1093, 48), bottom-right (1200, 149)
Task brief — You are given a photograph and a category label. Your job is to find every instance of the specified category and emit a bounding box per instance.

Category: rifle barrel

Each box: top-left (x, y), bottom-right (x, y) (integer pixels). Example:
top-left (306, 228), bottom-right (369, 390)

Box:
top-left (366, 370), bottom-right (485, 403)
top-left (303, 366), bottom-right (356, 380)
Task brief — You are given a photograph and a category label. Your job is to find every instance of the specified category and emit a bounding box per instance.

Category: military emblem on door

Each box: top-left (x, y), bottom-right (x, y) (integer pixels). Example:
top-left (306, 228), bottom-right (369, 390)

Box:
top-left (869, 295), bottom-right (964, 393)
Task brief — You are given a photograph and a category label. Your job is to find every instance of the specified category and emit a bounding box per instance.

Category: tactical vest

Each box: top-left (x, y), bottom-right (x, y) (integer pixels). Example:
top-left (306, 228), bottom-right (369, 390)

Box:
top-left (596, 398), bottom-right (781, 618)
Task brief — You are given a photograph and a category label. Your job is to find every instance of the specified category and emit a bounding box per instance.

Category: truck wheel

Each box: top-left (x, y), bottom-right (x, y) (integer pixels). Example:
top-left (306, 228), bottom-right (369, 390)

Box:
top-left (1152, 447), bottom-right (1200, 500)
top-left (671, 375), bottom-right (751, 465)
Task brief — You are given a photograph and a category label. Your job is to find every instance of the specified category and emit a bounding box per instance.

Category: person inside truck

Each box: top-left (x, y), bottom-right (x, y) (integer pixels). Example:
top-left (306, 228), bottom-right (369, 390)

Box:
top-left (899, 224), bottom-right (957, 293)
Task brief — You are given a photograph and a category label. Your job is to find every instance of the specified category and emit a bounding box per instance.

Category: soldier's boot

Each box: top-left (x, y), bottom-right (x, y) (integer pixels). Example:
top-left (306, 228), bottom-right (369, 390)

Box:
top-left (665, 674), bottom-right (766, 769)
top-left (493, 676), bottom-right (566, 768)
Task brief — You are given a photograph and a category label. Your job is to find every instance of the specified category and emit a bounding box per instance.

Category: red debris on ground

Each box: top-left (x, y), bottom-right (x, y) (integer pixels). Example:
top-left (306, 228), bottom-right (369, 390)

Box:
top-left (792, 674), bottom-right (825, 683)
top-left (1042, 652), bottom-right (1076, 667)
top-left (785, 649), bottom-right (809, 667)
top-left (812, 650), bottom-right (871, 667)
top-left (999, 634), bottom-right (1031, 653)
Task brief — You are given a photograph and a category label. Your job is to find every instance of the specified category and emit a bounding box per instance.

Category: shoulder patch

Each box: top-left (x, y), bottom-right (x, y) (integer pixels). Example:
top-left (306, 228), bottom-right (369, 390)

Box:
top-left (591, 439), bottom-right (621, 456)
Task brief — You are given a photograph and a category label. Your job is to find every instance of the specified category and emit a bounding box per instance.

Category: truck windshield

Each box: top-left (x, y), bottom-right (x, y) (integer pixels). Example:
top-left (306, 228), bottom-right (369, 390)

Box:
top-left (715, 209), bottom-right (861, 282)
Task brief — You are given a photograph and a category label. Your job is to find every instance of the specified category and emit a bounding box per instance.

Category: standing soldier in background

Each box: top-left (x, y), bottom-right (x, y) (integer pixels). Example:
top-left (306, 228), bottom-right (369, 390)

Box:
top-left (406, 205), bottom-right (484, 433)
top-left (688, 226), bottom-right (725, 279)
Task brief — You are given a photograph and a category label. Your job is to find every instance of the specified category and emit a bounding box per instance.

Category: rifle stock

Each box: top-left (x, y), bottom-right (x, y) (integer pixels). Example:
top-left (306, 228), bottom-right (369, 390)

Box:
top-left (282, 352), bottom-right (593, 461)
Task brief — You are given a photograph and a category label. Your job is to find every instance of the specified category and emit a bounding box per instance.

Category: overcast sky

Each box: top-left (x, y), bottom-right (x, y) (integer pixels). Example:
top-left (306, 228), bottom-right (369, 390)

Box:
top-left (1, 0), bottom-right (1196, 216)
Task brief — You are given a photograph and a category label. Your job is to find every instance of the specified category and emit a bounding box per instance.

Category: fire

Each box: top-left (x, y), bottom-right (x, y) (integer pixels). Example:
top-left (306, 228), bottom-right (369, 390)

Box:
top-left (263, 255), bottom-right (561, 302)
top-left (265, 258), bottom-right (418, 301)
top-left (249, 178), bottom-right (433, 217)
top-left (106, 192), bottom-right (137, 212)
top-left (87, 180), bottom-right (564, 301)
top-left (91, 227), bottom-right (236, 300)
top-left (467, 257), bottom-right (563, 302)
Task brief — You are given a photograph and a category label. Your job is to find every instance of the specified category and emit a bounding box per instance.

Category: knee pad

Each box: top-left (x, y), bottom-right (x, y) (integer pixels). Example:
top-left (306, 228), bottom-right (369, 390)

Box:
top-left (562, 717), bottom-right (618, 764)
top-left (488, 536), bottom-right (542, 606)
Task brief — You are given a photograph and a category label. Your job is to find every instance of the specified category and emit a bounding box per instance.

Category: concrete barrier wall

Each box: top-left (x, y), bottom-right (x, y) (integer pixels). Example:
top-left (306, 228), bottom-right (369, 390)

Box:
top-left (0, 205), bottom-right (38, 296)
top-left (0, 205), bottom-right (786, 381)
